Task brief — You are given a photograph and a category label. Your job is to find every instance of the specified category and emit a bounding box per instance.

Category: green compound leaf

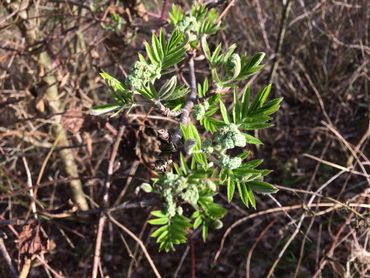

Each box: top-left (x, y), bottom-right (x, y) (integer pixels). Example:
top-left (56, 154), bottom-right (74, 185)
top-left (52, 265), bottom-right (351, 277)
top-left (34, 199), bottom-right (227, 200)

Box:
top-left (91, 104), bottom-right (121, 116)
top-left (244, 133), bottom-right (263, 145)
top-left (219, 101), bottom-right (230, 124)
top-left (144, 29), bottom-right (186, 71)
top-left (248, 84), bottom-right (272, 116)
top-left (150, 212), bottom-right (191, 252)
top-left (232, 89), bottom-right (241, 123)
top-left (169, 5), bottom-right (184, 25)
top-left (158, 76), bottom-right (178, 101)
top-left (163, 29), bottom-right (186, 69)
top-left (246, 185), bottom-right (256, 209)
top-left (95, 2), bottom-right (282, 253)
top-left (137, 82), bottom-right (157, 100)
top-left (227, 176), bottom-right (235, 203)
top-left (241, 85), bottom-right (251, 118)
top-left (179, 152), bottom-right (189, 175)
top-left (247, 180), bottom-right (278, 194)
top-left (93, 71), bottom-right (132, 115)
top-left (238, 52), bottom-right (265, 79)
top-left (100, 72), bottom-right (125, 90)
top-left (237, 181), bottom-right (249, 207)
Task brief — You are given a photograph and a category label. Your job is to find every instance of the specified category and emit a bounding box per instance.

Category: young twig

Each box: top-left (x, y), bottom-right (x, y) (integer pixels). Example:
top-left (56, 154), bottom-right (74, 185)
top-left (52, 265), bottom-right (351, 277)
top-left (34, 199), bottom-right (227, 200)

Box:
top-left (172, 55), bottom-right (198, 145)
top-left (127, 214), bottom-right (151, 277)
top-left (191, 236), bottom-right (196, 278)
top-left (160, 0), bottom-right (169, 22)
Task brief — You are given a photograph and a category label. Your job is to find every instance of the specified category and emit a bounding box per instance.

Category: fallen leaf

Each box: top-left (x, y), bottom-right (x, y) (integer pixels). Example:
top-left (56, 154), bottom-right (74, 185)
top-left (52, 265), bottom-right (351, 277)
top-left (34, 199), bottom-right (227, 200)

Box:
top-left (61, 107), bottom-right (84, 134)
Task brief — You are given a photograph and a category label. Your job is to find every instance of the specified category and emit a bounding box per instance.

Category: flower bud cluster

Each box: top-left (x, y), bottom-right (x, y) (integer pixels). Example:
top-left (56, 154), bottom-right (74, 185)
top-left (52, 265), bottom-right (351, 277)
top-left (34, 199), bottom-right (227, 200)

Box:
top-left (193, 104), bottom-right (205, 120)
top-left (193, 101), bottom-right (209, 120)
top-left (178, 16), bottom-right (197, 33)
top-left (160, 172), bottom-right (200, 217)
top-left (178, 16), bottom-right (198, 42)
top-left (214, 123), bottom-right (246, 150)
top-left (127, 61), bottom-right (161, 90)
top-left (203, 139), bottom-right (214, 153)
top-left (220, 153), bottom-right (242, 170)
top-left (180, 183), bottom-right (199, 206)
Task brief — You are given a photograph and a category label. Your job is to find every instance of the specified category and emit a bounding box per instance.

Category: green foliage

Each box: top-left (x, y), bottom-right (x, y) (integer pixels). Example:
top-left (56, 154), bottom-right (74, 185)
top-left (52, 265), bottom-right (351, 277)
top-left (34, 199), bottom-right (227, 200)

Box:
top-left (192, 189), bottom-right (227, 241)
top-left (94, 3), bottom-right (282, 252)
top-left (138, 76), bottom-right (189, 103)
top-left (144, 29), bottom-right (186, 70)
top-left (91, 72), bottom-right (131, 116)
top-left (149, 211), bottom-right (191, 252)
top-left (101, 12), bottom-right (123, 32)
top-left (169, 3), bottom-right (220, 45)
top-left (201, 37), bottom-right (266, 86)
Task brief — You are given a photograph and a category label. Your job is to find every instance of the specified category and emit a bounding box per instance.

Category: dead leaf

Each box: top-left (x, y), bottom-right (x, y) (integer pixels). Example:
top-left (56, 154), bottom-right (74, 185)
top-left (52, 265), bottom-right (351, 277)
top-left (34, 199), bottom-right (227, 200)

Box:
top-left (61, 107), bottom-right (84, 134)
top-left (35, 98), bottom-right (45, 113)
top-left (17, 221), bottom-right (48, 258)
top-left (90, 49), bottom-right (99, 59)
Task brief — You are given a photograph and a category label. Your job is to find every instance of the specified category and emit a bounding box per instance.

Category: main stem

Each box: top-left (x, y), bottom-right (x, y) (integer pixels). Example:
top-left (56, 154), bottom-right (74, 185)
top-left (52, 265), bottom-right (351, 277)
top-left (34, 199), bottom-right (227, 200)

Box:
top-left (5, 1), bottom-right (89, 211)
top-left (172, 55), bottom-right (197, 145)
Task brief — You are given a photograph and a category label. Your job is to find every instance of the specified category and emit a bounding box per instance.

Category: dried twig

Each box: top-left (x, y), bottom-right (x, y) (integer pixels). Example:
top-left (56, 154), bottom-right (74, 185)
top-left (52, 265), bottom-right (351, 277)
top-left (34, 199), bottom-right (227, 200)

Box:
top-left (246, 221), bottom-right (275, 278)
top-left (0, 238), bottom-right (18, 278)
top-left (92, 124), bottom-right (125, 278)
top-left (22, 157), bottom-right (38, 220)
top-left (268, 0), bottom-right (293, 85)
top-left (107, 213), bottom-right (161, 278)
top-left (4, 2), bottom-right (89, 211)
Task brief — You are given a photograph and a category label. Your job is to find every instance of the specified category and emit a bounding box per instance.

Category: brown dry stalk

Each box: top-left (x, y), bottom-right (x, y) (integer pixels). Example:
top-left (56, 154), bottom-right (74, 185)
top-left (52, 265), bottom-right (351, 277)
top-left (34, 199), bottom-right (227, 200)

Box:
top-left (0, 238), bottom-right (18, 278)
top-left (92, 125), bottom-right (125, 278)
top-left (108, 213), bottom-right (161, 278)
top-left (19, 258), bottom-right (32, 278)
top-left (5, 1), bottom-right (88, 211)
top-left (268, 0), bottom-right (293, 85)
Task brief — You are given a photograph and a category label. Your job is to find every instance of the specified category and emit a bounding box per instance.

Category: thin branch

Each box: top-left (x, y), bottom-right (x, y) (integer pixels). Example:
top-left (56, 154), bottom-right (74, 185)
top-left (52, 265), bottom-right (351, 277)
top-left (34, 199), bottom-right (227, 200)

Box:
top-left (103, 125), bottom-right (126, 207)
top-left (246, 221), bottom-right (275, 278)
top-left (22, 157), bottom-right (38, 220)
top-left (214, 186), bottom-right (370, 263)
top-left (268, 0), bottom-right (293, 85)
top-left (0, 238), bottom-right (18, 278)
top-left (92, 124), bottom-right (125, 278)
top-left (172, 55), bottom-right (197, 145)
top-left (217, 0), bottom-right (237, 23)
top-left (107, 213), bottom-right (161, 278)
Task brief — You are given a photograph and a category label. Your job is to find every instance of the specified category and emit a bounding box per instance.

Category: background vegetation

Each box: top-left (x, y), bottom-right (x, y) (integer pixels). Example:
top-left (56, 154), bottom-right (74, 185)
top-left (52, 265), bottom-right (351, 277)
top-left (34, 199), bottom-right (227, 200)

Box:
top-left (0, 0), bottom-right (369, 277)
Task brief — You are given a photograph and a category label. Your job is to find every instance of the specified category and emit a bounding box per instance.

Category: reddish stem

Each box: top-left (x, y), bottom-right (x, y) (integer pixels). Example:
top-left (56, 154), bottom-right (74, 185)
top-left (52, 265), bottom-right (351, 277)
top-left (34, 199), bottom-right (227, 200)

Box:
top-left (191, 236), bottom-right (196, 278)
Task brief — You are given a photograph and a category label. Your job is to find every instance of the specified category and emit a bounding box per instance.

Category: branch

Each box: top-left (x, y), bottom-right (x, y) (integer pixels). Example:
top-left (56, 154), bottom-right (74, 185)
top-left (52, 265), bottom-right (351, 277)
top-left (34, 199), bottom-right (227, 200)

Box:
top-left (92, 124), bottom-right (125, 278)
top-left (172, 55), bottom-right (197, 145)
top-left (5, 1), bottom-right (89, 211)
top-left (107, 213), bottom-right (162, 278)
top-left (0, 238), bottom-right (18, 278)
top-left (268, 0), bottom-right (293, 86)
